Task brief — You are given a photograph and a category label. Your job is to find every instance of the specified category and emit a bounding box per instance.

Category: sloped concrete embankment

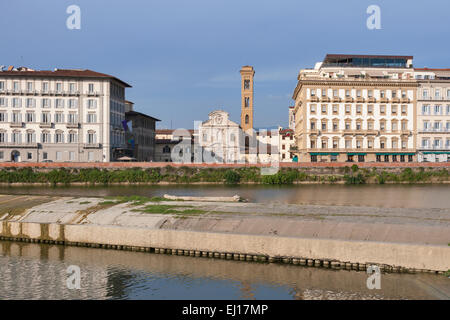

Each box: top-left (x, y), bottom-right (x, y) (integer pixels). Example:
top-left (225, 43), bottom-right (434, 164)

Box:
top-left (0, 195), bottom-right (449, 272)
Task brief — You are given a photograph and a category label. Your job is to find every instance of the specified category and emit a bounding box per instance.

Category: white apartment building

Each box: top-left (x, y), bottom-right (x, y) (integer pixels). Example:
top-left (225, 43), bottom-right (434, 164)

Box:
top-left (292, 54), bottom-right (417, 163)
top-left (0, 67), bottom-right (131, 162)
top-left (415, 68), bottom-right (450, 162)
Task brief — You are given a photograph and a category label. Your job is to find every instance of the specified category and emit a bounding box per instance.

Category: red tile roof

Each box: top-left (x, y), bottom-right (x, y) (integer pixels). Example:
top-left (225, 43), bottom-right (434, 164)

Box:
top-left (0, 68), bottom-right (131, 87)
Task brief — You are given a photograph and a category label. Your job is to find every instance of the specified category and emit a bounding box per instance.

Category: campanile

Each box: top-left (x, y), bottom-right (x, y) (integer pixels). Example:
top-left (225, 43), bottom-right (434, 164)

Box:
top-left (240, 66), bottom-right (255, 132)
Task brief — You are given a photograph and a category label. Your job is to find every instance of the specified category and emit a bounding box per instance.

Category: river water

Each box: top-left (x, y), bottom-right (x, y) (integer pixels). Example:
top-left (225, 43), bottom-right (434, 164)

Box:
top-left (0, 184), bottom-right (449, 299)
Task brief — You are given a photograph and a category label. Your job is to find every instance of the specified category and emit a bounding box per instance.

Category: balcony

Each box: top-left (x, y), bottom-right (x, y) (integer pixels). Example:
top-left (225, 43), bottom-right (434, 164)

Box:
top-left (332, 97), bottom-right (341, 103)
top-left (355, 97), bottom-right (365, 103)
top-left (320, 96), bottom-right (330, 102)
top-left (0, 142), bottom-right (39, 148)
top-left (9, 122), bottom-right (24, 128)
top-left (39, 122), bottom-right (53, 128)
top-left (86, 91), bottom-right (100, 96)
top-left (308, 129), bottom-right (320, 136)
top-left (83, 143), bottom-right (102, 149)
top-left (379, 97), bottom-right (388, 103)
top-left (309, 96), bottom-right (319, 102)
top-left (367, 97), bottom-right (376, 103)
top-left (66, 122), bottom-right (80, 129)
top-left (400, 97), bottom-right (410, 103)
top-left (391, 97), bottom-right (400, 103)
top-left (344, 97), bottom-right (353, 103)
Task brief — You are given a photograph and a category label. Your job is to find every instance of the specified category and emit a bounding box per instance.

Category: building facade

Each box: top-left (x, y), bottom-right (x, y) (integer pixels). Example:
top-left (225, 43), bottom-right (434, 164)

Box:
top-left (292, 54), bottom-right (418, 163)
top-left (415, 68), bottom-right (450, 162)
top-left (0, 67), bottom-right (131, 162)
top-left (155, 129), bottom-right (195, 162)
top-left (125, 110), bottom-right (160, 161)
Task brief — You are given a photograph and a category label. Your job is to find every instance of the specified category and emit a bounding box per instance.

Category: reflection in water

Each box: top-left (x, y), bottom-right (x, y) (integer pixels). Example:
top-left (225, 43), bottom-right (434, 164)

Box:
top-left (0, 184), bottom-right (449, 209)
top-left (1, 241), bottom-right (449, 300)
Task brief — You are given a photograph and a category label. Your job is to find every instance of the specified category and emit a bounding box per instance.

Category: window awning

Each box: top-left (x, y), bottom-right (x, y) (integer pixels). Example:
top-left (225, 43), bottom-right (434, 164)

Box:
top-left (422, 151), bottom-right (450, 155)
top-left (347, 153), bottom-right (366, 156)
top-left (376, 153), bottom-right (415, 156)
top-left (310, 152), bottom-right (339, 156)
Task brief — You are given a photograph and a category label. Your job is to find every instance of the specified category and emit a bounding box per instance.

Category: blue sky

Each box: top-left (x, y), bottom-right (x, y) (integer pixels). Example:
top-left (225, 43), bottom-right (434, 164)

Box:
top-left (1, 0), bottom-right (449, 129)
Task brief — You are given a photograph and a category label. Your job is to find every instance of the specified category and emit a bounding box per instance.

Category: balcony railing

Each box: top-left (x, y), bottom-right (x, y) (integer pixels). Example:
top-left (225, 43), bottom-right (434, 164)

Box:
top-left (0, 142), bottom-right (39, 148)
top-left (83, 143), bottom-right (101, 149)
top-left (9, 122), bottom-right (24, 128)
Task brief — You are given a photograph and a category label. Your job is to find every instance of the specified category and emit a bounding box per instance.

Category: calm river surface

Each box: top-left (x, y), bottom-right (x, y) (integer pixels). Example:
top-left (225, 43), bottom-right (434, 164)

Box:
top-left (1, 241), bottom-right (449, 300)
top-left (1, 184), bottom-right (449, 299)
top-left (1, 183), bottom-right (450, 208)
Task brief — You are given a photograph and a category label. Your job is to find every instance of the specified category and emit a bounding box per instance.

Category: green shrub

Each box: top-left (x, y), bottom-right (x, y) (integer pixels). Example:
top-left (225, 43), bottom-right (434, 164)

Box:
top-left (224, 170), bottom-right (241, 184)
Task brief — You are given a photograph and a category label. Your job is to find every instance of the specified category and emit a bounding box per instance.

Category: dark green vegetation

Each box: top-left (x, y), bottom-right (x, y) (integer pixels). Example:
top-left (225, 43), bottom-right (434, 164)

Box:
top-left (0, 166), bottom-right (448, 185)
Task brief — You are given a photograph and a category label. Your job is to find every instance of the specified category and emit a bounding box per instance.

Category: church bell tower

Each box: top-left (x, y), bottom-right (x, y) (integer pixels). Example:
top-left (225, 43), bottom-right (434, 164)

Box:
top-left (240, 66), bottom-right (255, 132)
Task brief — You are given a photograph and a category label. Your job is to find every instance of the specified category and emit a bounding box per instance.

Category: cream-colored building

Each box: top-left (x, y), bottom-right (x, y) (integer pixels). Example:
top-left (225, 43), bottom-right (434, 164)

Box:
top-left (0, 66), bottom-right (131, 162)
top-left (292, 54), bottom-right (417, 163)
top-left (414, 68), bottom-right (450, 162)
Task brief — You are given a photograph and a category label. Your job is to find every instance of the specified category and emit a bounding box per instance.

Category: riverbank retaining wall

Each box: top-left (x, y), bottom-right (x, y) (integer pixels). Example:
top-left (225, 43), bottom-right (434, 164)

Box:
top-left (1, 220), bottom-right (448, 273)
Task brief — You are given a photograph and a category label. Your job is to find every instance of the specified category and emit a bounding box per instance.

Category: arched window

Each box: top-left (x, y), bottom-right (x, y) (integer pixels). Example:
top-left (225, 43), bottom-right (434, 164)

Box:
top-left (245, 115), bottom-right (249, 124)
top-left (163, 145), bottom-right (171, 154)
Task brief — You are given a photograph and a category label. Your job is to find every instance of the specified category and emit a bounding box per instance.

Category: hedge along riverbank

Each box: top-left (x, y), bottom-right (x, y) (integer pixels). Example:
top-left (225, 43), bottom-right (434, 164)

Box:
top-left (0, 165), bottom-right (449, 185)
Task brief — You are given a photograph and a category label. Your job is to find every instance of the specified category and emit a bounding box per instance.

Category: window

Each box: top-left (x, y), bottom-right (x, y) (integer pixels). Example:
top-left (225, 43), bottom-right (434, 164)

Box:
top-left (55, 132), bottom-right (64, 143)
top-left (42, 132), bottom-right (50, 143)
top-left (55, 99), bottom-right (64, 108)
top-left (68, 114), bottom-right (77, 124)
top-left (244, 97), bottom-right (249, 107)
top-left (400, 155), bottom-right (405, 162)
top-left (163, 145), bottom-right (171, 153)
top-left (12, 112), bottom-right (21, 123)
top-left (345, 90), bottom-right (350, 97)
top-left (332, 121), bottom-right (338, 131)
top-left (12, 132), bottom-right (21, 143)
top-left (0, 132), bottom-right (5, 143)
top-left (310, 140), bottom-right (316, 148)
top-left (88, 151), bottom-right (94, 161)
top-left (68, 132), bottom-right (77, 143)
top-left (27, 152), bottom-right (32, 160)
top-left (87, 113), bottom-right (97, 123)
top-left (42, 82), bottom-right (49, 92)
top-left (88, 83), bottom-right (94, 93)
top-left (380, 105), bottom-right (386, 114)
top-left (422, 138), bottom-right (429, 148)
top-left (380, 90), bottom-right (385, 98)
top-left (244, 80), bottom-right (250, 90)
top-left (42, 99), bottom-right (50, 108)
top-left (87, 99), bottom-right (96, 109)
top-left (435, 89), bottom-right (440, 98)
top-left (0, 81), bottom-right (4, 91)
top-left (380, 121), bottom-right (386, 131)
top-left (26, 132), bottom-right (35, 143)
top-left (376, 155), bottom-right (381, 162)
top-left (321, 121), bottom-right (327, 131)
top-left (12, 98), bottom-right (20, 108)
top-left (26, 98), bottom-right (34, 108)
top-left (43, 152), bottom-right (48, 160)
top-left (333, 89), bottom-right (338, 97)
top-left (422, 104), bottom-right (430, 115)
top-left (41, 113), bottom-right (50, 123)
top-left (0, 112), bottom-right (6, 122)
top-left (27, 82), bottom-right (33, 92)
top-left (392, 90), bottom-right (397, 98)
top-left (345, 121), bottom-right (351, 130)
top-left (384, 155), bottom-right (389, 162)
top-left (345, 140), bottom-right (351, 149)
top-left (310, 104), bottom-right (316, 113)
top-left (68, 99), bottom-right (77, 109)
top-left (13, 81), bottom-right (20, 92)
top-left (26, 112), bottom-right (34, 123)
top-left (87, 132), bottom-right (96, 144)
top-left (356, 140), bottom-right (362, 149)
top-left (358, 155), bottom-right (365, 162)
top-left (0, 151), bottom-right (3, 159)
top-left (310, 89), bottom-right (316, 97)
top-left (367, 105), bottom-right (373, 114)
top-left (356, 105), bottom-right (362, 114)
top-left (69, 83), bottom-right (76, 93)
top-left (333, 139), bottom-right (338, 149)
top-left (380, 140), bottom-right (386, 149)
top-left (311, 155), bottom-right (317, 162)
top-left (434, 105), bottom-right (442, 115)
top-left (392, 121), bottom-right (398, 131)
top-left (401, 105), bottom-right (407, 115)
top-left (321, 89), bottom-right (326, 97)
top-left (368, 90), bottom-right (373, 98)
top-left (0, 97), bottom-right (5, 107)
top-left (69, 152), bottom-right (75, 161)
top-left (408, 155), bottom-right (413, 162)
top-left (401, 140), bottom-right (407, 149)
top-left (345, 105), bottom-right (351, 114)
top-left (310, 121), bottom-right (316, 130)
top-left (391, 105), bottom-right (397, 115)
top-left (56, 151), bottom-right (62, 161)
top-left (321, 105), bottom-right (327, 114)
top-left (423, 89), bottom-right (428, 98)
top-left (245, 115), bottom-right (249, 124)
top-left (332, 104), bottom-right (338, 114)
top-left (356, 90), bottom-right (361, 97)
top-left (55, 113), bottom-right (64, 123)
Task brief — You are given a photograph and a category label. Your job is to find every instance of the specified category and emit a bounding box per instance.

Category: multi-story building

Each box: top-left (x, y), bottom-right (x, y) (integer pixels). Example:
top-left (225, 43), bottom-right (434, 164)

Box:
top-left (278, 127), bottom-right (295, 162)
top-left (0, 66), bottom-right (131, 162)
top-left (292, 54), bottom-right (418, 163)
top-left (155, 129), bottom-right (195, 162)
top-left (414, 68), bottom-right (450, 162)
top-left (125, 110), bottom-right (160, 162)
